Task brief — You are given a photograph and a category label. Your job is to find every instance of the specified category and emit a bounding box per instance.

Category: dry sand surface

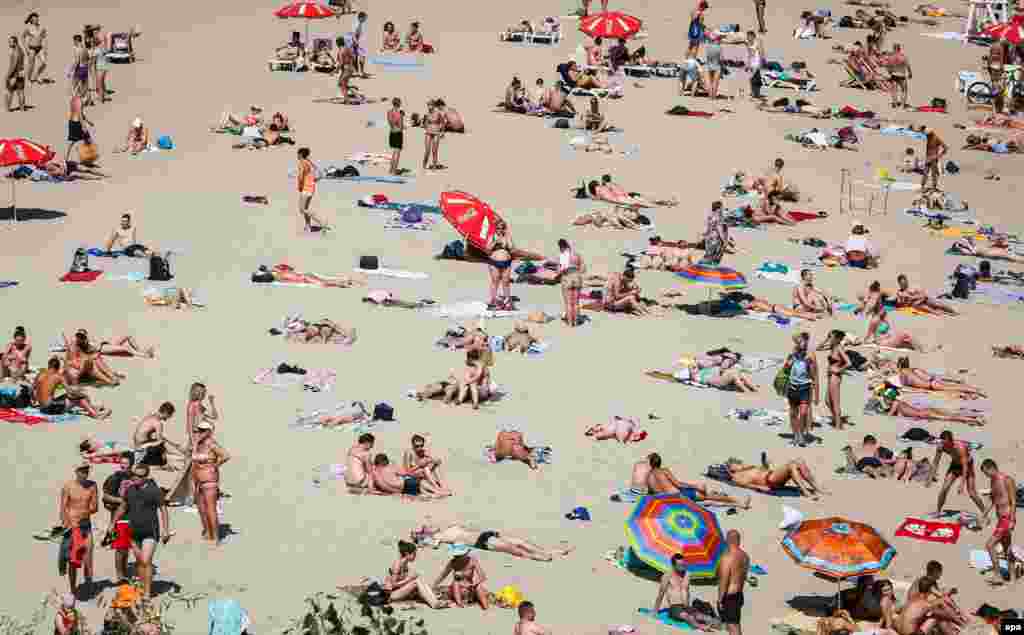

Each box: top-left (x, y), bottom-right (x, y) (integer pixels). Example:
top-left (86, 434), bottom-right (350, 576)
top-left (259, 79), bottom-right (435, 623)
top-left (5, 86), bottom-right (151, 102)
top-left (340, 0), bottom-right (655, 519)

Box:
top-left (2, 0), bottom-right (1024, 632)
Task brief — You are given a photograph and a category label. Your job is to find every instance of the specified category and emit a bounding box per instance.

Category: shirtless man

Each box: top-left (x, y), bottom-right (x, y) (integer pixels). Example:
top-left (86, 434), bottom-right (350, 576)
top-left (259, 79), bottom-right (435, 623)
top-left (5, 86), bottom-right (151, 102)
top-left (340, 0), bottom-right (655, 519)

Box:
top-left (513, 602), bottom-right (548, 635)
top-left (66, 92), bottom-right (93, 164)
top-left (895, 274), bottom-right (956, 316)
top-left (612, 457), bottom-right (653, 501)
top-left (542, 82), bottom-right (575, 115)
top-left (717, 530), bottom-right (750, 635)
top-left (345, 433), bottom-right (375, 490)
top-left (6, 35), bottom-right (27, 112)
top-left (411, 518), bottom-right (572, 561)
top-left (402, 434), bottom-right (451, 495)
top-left (386, 98), bottom-right (404, 175)
top-left (495, 429), bottom-right (538, 469)
top-left (104, 212), bottom-right (150, 257)
top-left (895, 578), bottom-right (964, 635)
top-left (132, 403), bottom-right (183, 468)
top-left (927, 430), bottom-right (988, 521)
top-left (59, 463), bottom-right (98, 597)
top-left (422, 100), bottom-right (445, 170)
top-left (34, 357), bottom-right (110, 419)
top-left (604, 268), bottom-right (649, 314)
top-left (905, 562), bottom-right (965, 623)
top-left (920, 127), bottom-right (948, 191)
top-left (336, 37), bottom-right (356, 103)
top-left (648, 454), bottom-right (752, 508)
top-left (764, 158), bottom-right (786, 196)
top-left (792, 269), bottom-right (833, 315)
top-left (370, 453), bottom-right (446, 499)
top-left (22, 12), bottom-right (48, 84)
top-left (980, 459), bottom-right (1018, 585)
top-left (654, 554), bottom-right (718, 630)
top-left (584, 415), bottom-right (647, 443)
top-left (435, 99), bottom-right (464, 132)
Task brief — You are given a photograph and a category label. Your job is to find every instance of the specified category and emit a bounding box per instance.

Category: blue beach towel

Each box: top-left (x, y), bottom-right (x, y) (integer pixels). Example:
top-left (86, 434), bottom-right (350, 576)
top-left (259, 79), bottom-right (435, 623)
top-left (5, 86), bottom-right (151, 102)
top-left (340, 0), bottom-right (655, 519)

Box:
top-left (369, 54), bottom-right (426, 70)
top-left (86, 248), bottom-right (126, 258)
top-left (209, 598), bottom-right (246, 635)
top-left (637, 608), bottom-right (694, 630)
top-left (0, 281), bottom-right (18, 289)
top-left (359, 201), bottom-right (441, 215)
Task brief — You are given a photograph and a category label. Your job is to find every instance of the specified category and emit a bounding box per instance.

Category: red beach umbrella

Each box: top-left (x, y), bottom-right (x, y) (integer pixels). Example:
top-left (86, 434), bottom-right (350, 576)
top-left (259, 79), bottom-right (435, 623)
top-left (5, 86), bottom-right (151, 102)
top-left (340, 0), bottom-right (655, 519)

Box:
top-left (274, 2), bottom-right (336, 45)
top-left (579, 11), bottom-right (643, 40)
top-left (439, 191), bottom-right (502, 252)
top-left (0, 138), bottom-right (55, 223)
top-left (981, 16), bottom-right (1024, 45)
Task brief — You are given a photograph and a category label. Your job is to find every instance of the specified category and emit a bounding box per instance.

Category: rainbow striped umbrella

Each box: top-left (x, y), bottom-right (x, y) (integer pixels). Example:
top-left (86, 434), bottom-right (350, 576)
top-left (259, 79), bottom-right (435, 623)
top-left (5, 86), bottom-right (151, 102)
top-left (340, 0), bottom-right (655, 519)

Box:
top-left (676, 263), bottom-right (747, 290)
top-left (625, 494), bottom-right (726, 579)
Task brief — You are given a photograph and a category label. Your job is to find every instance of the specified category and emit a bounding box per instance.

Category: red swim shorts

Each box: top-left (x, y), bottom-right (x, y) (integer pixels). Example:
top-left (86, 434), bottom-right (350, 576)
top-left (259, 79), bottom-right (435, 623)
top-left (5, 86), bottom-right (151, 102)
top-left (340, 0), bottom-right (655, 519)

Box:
top-left (112, 520), bottom-right (132, 551)
top-left (993, 515), bottom-right (1015, 541)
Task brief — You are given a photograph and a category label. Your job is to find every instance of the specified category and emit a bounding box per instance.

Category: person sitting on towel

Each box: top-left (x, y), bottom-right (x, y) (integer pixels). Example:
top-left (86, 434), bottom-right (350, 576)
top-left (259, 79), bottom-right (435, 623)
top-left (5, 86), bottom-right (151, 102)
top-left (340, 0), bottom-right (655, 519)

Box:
top-left (647, 453), bottom-right (752, 507)
top-left (370, 453), bottom-right (447, 498)
top-left (793, 269), bottom-right (834, 315)
top-left (724, 456), bottom-right (829, 499)
top-left (104, 212), bottom-right (150, 257)
top-left (33, 356), bottom-right (111, 419)
top-left (603, 267), bottom-right (649, 314)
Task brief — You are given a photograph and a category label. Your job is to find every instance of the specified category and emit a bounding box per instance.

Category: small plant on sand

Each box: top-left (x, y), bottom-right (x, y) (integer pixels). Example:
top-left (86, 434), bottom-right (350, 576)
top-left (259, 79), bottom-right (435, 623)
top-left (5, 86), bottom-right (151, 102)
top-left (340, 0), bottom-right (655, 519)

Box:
top-left (282, 592), bottom-right (429, 635)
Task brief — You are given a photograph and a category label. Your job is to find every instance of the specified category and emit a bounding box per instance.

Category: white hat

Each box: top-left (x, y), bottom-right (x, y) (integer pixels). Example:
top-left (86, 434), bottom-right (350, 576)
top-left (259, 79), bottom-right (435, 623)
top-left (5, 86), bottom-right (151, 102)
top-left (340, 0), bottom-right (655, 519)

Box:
top-left (779, 505), bottom-right (805, 530)
top-left (132, 117), bottom-right (142, 128)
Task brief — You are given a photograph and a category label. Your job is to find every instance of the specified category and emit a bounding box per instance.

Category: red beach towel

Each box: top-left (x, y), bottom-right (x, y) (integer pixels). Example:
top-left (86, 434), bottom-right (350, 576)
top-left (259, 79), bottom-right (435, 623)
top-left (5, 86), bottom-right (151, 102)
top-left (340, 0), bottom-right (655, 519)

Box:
top-left (0, 408), bottom-right (47, 426)
top-left (787, 210), bottom-right (827, 222)
top-left (915, 106), bottom-right (947, 113)
top-left (59, 270), bottom-right (103, 283)
top-left (894, 517), bottom-right (961, 544)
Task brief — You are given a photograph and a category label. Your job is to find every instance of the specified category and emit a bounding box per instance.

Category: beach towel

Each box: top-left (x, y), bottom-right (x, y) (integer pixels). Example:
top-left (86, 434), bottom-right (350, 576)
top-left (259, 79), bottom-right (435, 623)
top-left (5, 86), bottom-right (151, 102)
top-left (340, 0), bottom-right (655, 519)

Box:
top-left (788, 210), bottom-right (827, 222)
top-left (0, 407), bottom-right (47, 426)
top-left (59, 270), bottom-right (103, 283)
top-left (353, 267), bottom-right (429, 279)
top-left (357, 200), bottom-right (442, 215)
top-left (637, 608), bottom-right (694, 630)
top-left (369, 54), bottom-right (426, 69)
top-left (209, 598), bottom-right (248, 635)
top-left (104, 271), bottom-right (147, 282)
top-left (880, 126), bottom-right (927, 140)
top-left (610, 486), bottom-right (646, 503)
top-left (86, 248), bottom-right (127, 258)
top-left (705, 464), bottom-right (802, 496)
top-left (430, 300), bottom-right (529, 320)
top-left (894, 517), bottom-right (961, 544)
top-left (384, 213), bottom-right (436, 231)
top-left (726, 408), bottom-right (832, 427)
top-left (20, 407), bottom-right (80, 424)
top-left (346, 152), bottom-right (393, 166)
top-left (0, 281), bottom-right (18, 288)
top-left (735, 311), bottom-right (804, 328)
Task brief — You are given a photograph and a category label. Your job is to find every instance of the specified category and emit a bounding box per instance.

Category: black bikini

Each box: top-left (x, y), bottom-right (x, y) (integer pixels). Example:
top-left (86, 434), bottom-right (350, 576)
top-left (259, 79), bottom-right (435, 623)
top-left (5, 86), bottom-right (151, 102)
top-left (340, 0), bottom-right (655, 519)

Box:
top-left (474, 530), bottom-right (499, 550)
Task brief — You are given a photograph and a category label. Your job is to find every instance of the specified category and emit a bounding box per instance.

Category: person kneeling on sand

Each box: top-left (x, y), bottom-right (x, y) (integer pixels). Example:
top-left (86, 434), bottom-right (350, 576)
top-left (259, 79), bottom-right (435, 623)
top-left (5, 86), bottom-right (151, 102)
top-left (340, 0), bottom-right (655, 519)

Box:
top-left (371, 453), bottom-right (448, 499)
top-left (382, 540), bottom-right (449, 609)
top-left (648, 453), bottom-right (752, 508)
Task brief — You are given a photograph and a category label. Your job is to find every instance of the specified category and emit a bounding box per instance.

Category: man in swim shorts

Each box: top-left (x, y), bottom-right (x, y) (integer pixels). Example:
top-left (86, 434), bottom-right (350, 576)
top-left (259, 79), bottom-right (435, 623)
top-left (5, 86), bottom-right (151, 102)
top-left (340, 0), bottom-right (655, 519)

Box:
top-left (371, 453), bottom-right (447, 498)
top-left (717, 530), bottom-right (749, 635)
top-left (927, 429), bottom-right (988, 521)
top-left (387, 97), bottom-right (404, 175)
top-left (104, 212), bottom-right (151, 257)
top-left (59, 461), bottom-right (98, 596)
top-left (6, 35), bottom-right (27, 113)
top-left (647, 453), bottom-right (751, 507)
top-left (980, 458), bottom-right (1017, 585)
top-left (66, 92), bottom-right (93, 162)
top-left (101, 452), bottom-right (135, 582)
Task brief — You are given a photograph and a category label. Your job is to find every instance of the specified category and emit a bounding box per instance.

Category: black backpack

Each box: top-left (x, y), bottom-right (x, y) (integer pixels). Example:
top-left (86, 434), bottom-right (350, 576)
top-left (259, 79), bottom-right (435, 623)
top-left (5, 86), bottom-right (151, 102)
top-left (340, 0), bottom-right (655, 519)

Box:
top-left (148, 253), bottom-right (172, 281)
top-left (951, 273), bottom-right (970, 300)
top-left (359, 582), bottom-right (391, 607)
top-left (70, 248), bottom-right (90, 273)
top-left (901, 427), bottom-right (932, 442)
top-left (839, 15), bottom-right (854, 27)
top-left (440, 240), bottom-right (465, 260)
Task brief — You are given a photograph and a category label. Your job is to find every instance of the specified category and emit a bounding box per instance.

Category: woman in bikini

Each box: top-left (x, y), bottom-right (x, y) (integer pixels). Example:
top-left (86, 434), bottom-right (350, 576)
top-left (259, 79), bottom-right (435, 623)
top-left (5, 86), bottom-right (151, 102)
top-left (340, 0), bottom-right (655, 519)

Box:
top-left (423, 100), bottom-right (446, 170)
top-left (185, 382), bottom-right (219, 447)
top-left (383, 541), bottom-right (448, 609)
top-left (726, 457), bottom-right (829, 500)
top-left (488, 220), bottom-right (514, 310)
top-left (695, 358), bottom-right (759, 392)
top-left (819, 330), bottom-right (851, 429)
top-left (381, 22), bottom-right (401, 52)
top-left (725, 292), bottom-right (823, 320)
top-left (951, 236), bottom-right (1024, 264)
top-left (63, 330), bottom-right (152, 386)
top-left (874, 389), bottom-right (987, 425)
top-left (284, 316), bottom-right (357, 344)
top-left (861, 302), bottom-right (929, 351)
top-left (70, 34), bottom-right (88, 99)
top-left (585, 415), bottom-right (648, 443)
top-left (557, 239), bottom-right (584, 327)
top-left (893, 357), bottom-right (986, 397)
top-left (433, 554), bottom-right (489, 609)
top-left (748, 192), bottom-right (796, 226)
top-left (191, 421), bottom-right (230, 545)
top-left (1, 326), bottom-right (31, 380)
top-left (268, 264), bottom-right (362, 287)
top-left (92, 27), bottom-right (110, 103)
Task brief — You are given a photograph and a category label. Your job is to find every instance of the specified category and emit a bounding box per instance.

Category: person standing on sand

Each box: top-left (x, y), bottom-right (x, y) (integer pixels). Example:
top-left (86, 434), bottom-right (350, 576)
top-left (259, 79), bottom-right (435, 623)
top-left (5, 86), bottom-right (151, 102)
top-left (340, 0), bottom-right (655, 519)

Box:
top-left (101, 453), bottom-right (135, 583)
top-left (352, 11), bottom-right (369, 78)
top-left (980, 459), bottom-right (1017, 586)
top-left (885, 43), bottom-right (912, 110)
top-left (782, 332), bottom-right (819, 448)
top-left (59, 463), bottom-right (98, 598)
top-left (754, 0), bottom-right (767, 33)
top-left (717, 530), bottom-right (749, 635)
top-left (687, 1), bottom-right (708, 57)
top-left (345, 433), bottom-right (375, 490)
top-left (112, 463), bottom-right (171, 599)
top-left (22, 12), bottom-right (48, 84)
top-left (745, 31), bottom-right (765, 100)
top-left (920, 127), bottom-right (947, 192)
top-left (423, 100), bottom-right (446, 170)
top-left (6, 35), bottom-right (27, 112)
top-left (296, 147), bottom-right (330, 233)
top-left (514, 602), bottom-right (549, 634)
top-left (387, 97), bottom-right (405, 175)
top-left (66, 92), bottom-right (93, 163)
top-left (926, 430), bottom-right (988, 522)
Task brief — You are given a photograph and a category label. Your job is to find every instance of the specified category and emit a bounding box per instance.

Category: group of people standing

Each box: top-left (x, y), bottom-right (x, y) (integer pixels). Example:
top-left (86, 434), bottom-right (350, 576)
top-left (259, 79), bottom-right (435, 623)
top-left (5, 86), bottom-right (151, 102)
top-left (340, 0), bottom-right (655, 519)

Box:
top-left (6, 12), bottom-right (49, 111)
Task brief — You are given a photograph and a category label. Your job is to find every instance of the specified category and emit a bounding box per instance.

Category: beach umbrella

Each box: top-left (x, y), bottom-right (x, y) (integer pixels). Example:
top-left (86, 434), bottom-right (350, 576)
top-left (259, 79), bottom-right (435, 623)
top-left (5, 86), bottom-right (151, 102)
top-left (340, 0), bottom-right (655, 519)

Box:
top-left (439, 190), bottom-right (503, 252)
top-left (579, 11), bottom-right (643, 40)
top-left (625, 493), bottom-right (726, 579)
top-left (675, 263), bottom-right (748, 290)
top-left (0, 138), bottom-right (55, 224)
top-left (781, 517), bottom-right (896, 606)
top-left (273, 2), bottom-right (336, 45)
top-left (980, 15), bottom-right (1024, 45)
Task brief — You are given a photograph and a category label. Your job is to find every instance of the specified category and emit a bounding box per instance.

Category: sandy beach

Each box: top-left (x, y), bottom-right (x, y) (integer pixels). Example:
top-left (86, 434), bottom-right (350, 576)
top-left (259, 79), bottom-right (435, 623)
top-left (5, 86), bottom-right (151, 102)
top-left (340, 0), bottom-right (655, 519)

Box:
top-left (2, 0), bottom-right (1023, 632)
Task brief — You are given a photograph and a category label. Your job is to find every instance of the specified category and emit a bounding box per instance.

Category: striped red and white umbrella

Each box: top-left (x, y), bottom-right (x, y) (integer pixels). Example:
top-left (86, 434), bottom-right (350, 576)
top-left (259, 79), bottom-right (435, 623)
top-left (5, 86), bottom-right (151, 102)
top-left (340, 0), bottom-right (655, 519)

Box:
top-left (273, 1), bottom-right (336, 19)
top-left (981, 15), bottom-right (1024, 45)
top-left (439, 191), bottom-right (503, 252)
top-left (0, 138), bottom-right (56, 224)
top-left (579, 11), bottom-right (643, 40)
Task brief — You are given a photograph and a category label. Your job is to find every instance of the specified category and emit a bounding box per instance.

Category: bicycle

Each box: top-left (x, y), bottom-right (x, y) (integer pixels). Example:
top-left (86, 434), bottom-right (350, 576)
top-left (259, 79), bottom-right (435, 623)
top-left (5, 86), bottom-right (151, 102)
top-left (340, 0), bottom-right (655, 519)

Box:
top-left (966, 63), bottom-right (1024, 107)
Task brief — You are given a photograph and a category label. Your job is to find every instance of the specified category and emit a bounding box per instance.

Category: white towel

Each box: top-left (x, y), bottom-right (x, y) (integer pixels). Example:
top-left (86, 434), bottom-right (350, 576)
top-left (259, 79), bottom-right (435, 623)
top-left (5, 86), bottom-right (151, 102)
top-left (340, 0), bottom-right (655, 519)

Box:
top-left (354, 267), bottom-right (429, 280)
top-left (755, 269), bottom-right (802, 285)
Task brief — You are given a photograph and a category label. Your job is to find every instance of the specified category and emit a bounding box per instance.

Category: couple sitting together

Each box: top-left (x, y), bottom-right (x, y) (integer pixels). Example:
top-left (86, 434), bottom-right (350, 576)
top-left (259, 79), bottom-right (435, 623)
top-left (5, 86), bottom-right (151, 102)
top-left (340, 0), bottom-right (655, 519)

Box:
top-left (841, 434), bottom-right (931, 481)
top-left (346, 433), bottom-right (452, 499)
top-left (413, 349), bottom-right (496, 410)
top-left (502, 76), bottom-right (575, 117)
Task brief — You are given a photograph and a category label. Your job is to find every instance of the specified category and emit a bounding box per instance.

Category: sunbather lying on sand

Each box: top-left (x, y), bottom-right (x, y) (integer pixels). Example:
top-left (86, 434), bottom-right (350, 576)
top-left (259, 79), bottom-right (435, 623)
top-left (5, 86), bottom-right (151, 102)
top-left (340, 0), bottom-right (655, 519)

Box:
top-left (951, 236), bottom-right (1024, 263)
top-left (257, 264), bottom-right (365, 287)
top-left (993, 344), bottom-right (1024, 358)
top-left (723, 456), bottom-right (829, 499)
top-left (595, 175), bottom-right (679, 208)
top-left (648, 453), bottom-right (752, 508)
top-left (895, 274), bottom-right (957, 316)
top-left (371, 453), bottom-right (448, 499)
top-left (633, 246), bottom-right (694, 272)
top-left (585, 416), bottom-right (648, 443)
top-left (494, 429), bottom-right (538, 469)
top-left (747, 193), bottom-right (796, 226)
top-left (914, 3), bottom-right (965, 17)
top-left (296, 402), bottom-right (370, 428)
top-left (143, 286), bottom-right (200, 309)
top-left (363, 289), bottom-right (433, 309)
top-left (411, 518), bottom-right (573, 561)
top-left (572, 208), bottom-right (645, 230)
top-left (867, 388), bottom-right (986, 425)
top-left (962, 135), bottom-right (1022, 154)
top-left (841, 435), bottom-right (913, 478)
top-left (722, 291), bottom-right (824, 320)
top-left (283, 317), bottom-right (356, 345)
top-left (670, 358), bottom-right (758, 391)
top-left (890, 356), bottom-right (985, 397)
top-left (970, 113), bottom-right (1024, 130)
top-left (758, 98), bottom-right (832, 118)
top-left (42, 159), bottom-right (106, 181)
top-left (211, 106), bottom-right (264, 133)
top-left (232, 124), bottom-right (295, 150)
top-left (855, 302), bottom-right (931, 351)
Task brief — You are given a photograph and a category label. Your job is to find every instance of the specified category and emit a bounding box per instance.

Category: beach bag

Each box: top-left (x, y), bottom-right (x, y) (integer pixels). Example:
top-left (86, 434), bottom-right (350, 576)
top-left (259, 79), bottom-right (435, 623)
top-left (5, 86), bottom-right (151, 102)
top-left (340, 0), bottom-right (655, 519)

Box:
top-left (251, 266), bottom-right (274, 283)
top-left (157, 135), bottom-right (174, 150)
top-left (70, 247), bottom-right (90, 273)
top-left (340, 165), bottom-right (359, 177)
top-left (574, 182), bottom-right (589, 199)
top-left (691, 599), bottom-right (717, 619)
top-left (148, 253), bottom-right (172, 281)
top-left (371, 402), bottom-right (394, 421)
top-left (554, 118), bottom-right (570, 129)
top-left (360, 582), bottom-right (390, 606)
top-left (635, 214), bottom-right (651, 225)
top-left (978, 260), bottom-right (991, 279)
top-left (78, 141), bottom-right (99, 164)
top-left (688, 17), bottom-right (704, 41)
top-left (359, 255), bottom-right (379, 270)
top-left (440, 240), bottom-right (465, 260)
top-left (0, 385), bottom-right (30, 408)
top-left (1016, 485), bottom-right (1024, 505)
top-left (901, 427), bottom-right (932, 442)
top-left (400, 206), bottom-right (423, 223)
top-left (846, 349), bottom-right (867, 370)
top-left (773, 364), bottom-right (791, 397)
top-left (951, 272), bottom-right (970, 299)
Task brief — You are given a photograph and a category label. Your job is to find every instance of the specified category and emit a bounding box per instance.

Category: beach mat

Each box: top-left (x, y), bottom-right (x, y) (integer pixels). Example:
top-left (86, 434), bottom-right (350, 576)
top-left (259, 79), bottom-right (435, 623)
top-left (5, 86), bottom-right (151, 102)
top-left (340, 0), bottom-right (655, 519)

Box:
top-left (0, 407), bottom-right (48, 426)
top-left (353, 267), bottom-right (429, 280)
top-left (637, 608), bottom-right (694, 630)
top-left (59, 270), bottom-right (103, 283)
top-left (894, 517), bottom-right (961, 544)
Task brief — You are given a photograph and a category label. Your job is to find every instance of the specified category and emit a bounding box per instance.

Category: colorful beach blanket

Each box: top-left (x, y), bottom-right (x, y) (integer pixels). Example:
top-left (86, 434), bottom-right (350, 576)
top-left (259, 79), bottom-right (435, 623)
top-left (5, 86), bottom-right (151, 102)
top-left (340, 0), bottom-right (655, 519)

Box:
top-left (894, 517), bottom-right (961, 544)
top-left (637, 608), bottom-right (693, 630)
top-left (0, 407), bottom-right (47, 426)
top-left (59, 270), bottom-right (103, 283)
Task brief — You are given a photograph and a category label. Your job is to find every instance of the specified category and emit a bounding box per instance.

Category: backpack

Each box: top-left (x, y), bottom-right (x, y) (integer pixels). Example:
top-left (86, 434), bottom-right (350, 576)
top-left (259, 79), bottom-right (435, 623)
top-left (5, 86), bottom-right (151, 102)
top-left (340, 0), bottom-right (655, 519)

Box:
top-left (70, 248), bottom-right (90, 273)
top-left (148, 253), bottom-right (172, 281)
top-left (901, 427), bottom-right (932, 442)
top-left (372, 402), bottom-right (394, 421)
top-left (773, 364), bottom-right (791, 397)
top-left (845, 349), bottom-right (868, 371)
top-left (951, 272), bottom-right (971, 299)
top-left (156, 135), bottom-right (174, 150)
top-left (554, 118), bottom-right (570, 129)
top-left (400, 206), bottom-right (423, 224)
top-left (359, 582), bottom-right (391, 607)
top-left (440, 240), bottom-right (465, 260)
top-left (931, 97), bottom-right (947, 109)
top-left (0, 385), bottom-right (31, 409)
top-left (1017, 485), bottom-right (1024, 506)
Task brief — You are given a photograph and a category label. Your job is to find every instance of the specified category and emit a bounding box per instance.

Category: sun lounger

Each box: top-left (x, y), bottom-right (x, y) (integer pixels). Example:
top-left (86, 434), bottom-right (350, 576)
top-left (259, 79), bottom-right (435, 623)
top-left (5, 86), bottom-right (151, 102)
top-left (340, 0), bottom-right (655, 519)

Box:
top-left (268, 58), bottom-right (299, 72)
top-left (499, 30), bottom-right (561, 45)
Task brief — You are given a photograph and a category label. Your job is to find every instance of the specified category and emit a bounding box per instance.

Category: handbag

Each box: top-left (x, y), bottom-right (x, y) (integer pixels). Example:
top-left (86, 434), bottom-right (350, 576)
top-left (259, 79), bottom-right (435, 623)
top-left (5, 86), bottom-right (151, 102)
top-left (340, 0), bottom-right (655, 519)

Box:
top-left (773, 363), bottom-right (791, 397)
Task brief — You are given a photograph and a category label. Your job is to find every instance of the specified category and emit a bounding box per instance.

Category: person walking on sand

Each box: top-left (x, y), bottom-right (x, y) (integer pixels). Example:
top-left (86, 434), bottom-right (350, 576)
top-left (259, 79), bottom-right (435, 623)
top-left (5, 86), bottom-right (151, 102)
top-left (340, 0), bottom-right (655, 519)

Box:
top-left (980, 459), bottom-right (1017, 586)
top-left (423, 99), bottom-right (446, 170)
top-left (783, 332), bottom-right (819, 447)
top-left (101, 453), bottom-right (135, 583)
top-left (886, 43), bottom-right (912, 109)
top-left (926, 430), bottom-right (988, 521)
top-left (59, 462), bottom-right (98, 598)
top-left (717, 530), bottom-right (749, 635)
top-left (352, 11), bottom-right (369, 78)
top-left (22, 12), bottom-right (49, 84)
top-left (514, 601), bottom-right (549, 634)
top-left (112, 463), bottom-right (171, 599)
top-left (296, 147), bottom-right (330, 233)
top-left (754, 0), bottom-right (767, 33)
top-left (66, 92), bottom-right (93, 163)
top-left (921, 127), bottom-right (947, 192)
top-left (556, 239), bottom-right (585, 327)
top-left (387, 97), bottom-right (405, 175)
top-left (6, 35), bottom-right (27, 112)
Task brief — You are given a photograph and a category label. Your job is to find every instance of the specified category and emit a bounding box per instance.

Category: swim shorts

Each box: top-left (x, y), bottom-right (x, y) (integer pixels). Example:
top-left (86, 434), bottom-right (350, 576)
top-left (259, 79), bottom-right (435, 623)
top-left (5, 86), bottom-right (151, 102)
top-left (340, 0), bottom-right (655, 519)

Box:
top-left (130, 524), bottom-right (159, 546)
top-left (993, 514), bottom-right (1015, 540)
top-left (474, 530), bottom-right (500, 550)
top-left (68, 120), bottom-right (87, 143)
top-left (112, 520), bottom-right (133, 551)
top-left (719, 591), bottom-right (744, 625)
top-left (787, 384), bottom-right (811, 406)
top-left (388, 130), bottom-right (403, 150)
top-left (401, 476), bottom-right (421, 497)
top-left (856, 457), bottom-right (883, 471)
top-left (679, 487), bottom-right (699, 501)
top-left (947, 461), bottom-right (965, 478)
